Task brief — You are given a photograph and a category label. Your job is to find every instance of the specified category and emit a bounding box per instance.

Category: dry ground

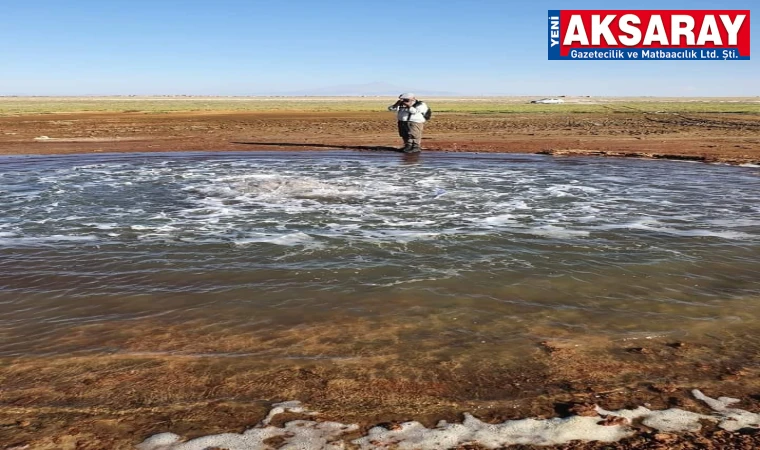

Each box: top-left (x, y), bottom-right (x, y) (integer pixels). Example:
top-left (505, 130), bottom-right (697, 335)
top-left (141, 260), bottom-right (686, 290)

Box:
top-left (0, 97), bottom-right (758, 164)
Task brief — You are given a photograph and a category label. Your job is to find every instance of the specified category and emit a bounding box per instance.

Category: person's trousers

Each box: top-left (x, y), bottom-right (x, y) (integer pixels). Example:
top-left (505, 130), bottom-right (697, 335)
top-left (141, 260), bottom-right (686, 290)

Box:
top-left (397, 121), bottom-right (424, 147)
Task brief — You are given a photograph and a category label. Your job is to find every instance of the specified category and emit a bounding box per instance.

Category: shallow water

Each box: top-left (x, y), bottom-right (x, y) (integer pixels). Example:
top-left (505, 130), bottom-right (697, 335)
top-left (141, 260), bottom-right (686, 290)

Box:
top-left (1, 151), bottom-right (759, 358)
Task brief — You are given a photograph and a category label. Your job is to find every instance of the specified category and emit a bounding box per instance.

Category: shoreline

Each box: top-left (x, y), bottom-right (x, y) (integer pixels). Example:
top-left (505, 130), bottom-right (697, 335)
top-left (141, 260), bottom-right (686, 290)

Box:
top-left (1, 107), bottom-right (758, 165)
top-left (4, 318), bottom-right (760, 449)
top-left (135, 392), bottom-right (760, 449)
top-left (1, 145), bottom-right (759, 167)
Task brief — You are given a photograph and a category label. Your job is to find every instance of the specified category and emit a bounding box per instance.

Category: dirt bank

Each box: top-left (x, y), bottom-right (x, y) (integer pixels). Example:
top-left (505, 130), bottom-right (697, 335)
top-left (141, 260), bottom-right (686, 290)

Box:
top-left (1, 110), bottom-right (759, 164)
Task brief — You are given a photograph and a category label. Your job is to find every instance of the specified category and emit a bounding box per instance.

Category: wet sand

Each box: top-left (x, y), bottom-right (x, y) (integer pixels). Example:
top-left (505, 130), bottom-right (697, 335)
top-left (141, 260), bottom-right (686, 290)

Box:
top-left (4, 318), bottom-right (760, 449)
top-left (2, 101), bottom-right (760, 449)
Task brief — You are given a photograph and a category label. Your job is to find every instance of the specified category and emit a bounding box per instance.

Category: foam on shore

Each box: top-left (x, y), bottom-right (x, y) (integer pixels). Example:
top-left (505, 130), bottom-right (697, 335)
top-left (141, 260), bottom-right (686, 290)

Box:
top-left (137, 390), bottom-right (760, 450)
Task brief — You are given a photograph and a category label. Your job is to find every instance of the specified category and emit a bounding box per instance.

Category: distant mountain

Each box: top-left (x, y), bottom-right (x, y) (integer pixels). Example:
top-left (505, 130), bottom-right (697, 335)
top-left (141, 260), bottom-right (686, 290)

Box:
top-left (281, 82), bottom-right (459, 97)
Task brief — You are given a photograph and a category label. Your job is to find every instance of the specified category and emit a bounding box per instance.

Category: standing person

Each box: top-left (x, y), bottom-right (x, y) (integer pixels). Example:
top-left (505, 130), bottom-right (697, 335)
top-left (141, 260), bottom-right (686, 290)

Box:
top-left (388, 93), bottom-right (429, 153)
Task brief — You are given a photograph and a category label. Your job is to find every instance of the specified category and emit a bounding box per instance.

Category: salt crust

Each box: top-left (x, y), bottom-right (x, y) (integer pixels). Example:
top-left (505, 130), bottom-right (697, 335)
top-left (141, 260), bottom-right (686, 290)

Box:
top-left (138, 390), bottom-right (760, 450)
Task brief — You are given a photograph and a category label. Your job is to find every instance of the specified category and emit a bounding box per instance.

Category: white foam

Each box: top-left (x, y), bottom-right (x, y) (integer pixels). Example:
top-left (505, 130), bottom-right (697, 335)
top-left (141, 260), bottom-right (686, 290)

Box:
top-left (674, 229), bottom-right (755, 240)
top-left (706, 218), bottom-right (760, 227)
top-left (362, 229), bottom-right (443, 243)
top-left (1, 154), bottom-right (758, 250)
top-left (233, 232), bottom-right (317, 247)
top-left (356, 414), bottom-right (629, 448)
top-left (546, 184), bottom-right (600, 197)
top-left (692, 389), bottom-right (760, 431)
top-left (136, 402), bottom-right (357, 450)
top-left (0, 235), bottom-right (98, 246)
top-left (483, 214), bottom-right (518, 226)
top-left (624, 221), bottom-right (754, 240)
top-left (595, 405), bottom-right (705, 433)
top-left (137, 391), bottom-right (760, 450)
top-left (232, 177), bottom-right (364, 201)
top-left (528, 225), bottom-right (590, 239)
top-left (83, 223), bottom-right (121, 230)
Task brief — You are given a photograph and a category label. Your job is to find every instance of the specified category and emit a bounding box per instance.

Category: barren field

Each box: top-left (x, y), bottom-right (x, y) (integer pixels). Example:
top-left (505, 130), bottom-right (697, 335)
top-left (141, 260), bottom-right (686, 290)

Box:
top-left (1, 96), bottom-right (759, 164)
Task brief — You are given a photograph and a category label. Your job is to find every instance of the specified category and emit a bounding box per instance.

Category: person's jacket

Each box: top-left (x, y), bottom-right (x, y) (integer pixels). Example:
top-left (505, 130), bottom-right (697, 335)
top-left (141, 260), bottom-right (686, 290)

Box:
top-left (388, 101), bottom-right (428, 123)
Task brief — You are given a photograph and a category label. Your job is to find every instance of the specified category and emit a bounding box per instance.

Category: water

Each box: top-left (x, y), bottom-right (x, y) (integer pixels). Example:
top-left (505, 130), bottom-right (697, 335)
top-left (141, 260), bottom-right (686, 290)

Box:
top-left (1, 151), bottom-right (759, 360)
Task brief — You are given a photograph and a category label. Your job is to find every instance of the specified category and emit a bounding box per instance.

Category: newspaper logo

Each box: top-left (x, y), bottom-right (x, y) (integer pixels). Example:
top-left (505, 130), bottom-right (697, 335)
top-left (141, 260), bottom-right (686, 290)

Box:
top-left (548, 10), bottom-right (750, 60)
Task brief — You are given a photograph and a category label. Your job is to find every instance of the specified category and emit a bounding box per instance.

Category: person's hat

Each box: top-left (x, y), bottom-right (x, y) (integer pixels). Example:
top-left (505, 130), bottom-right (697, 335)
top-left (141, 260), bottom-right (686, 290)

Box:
top-left (399, 93), bottom-right (415, 99)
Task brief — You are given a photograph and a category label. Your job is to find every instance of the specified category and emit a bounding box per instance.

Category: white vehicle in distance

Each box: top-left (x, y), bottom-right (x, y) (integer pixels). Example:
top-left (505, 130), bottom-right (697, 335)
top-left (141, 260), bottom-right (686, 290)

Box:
top-left (530, 98), bottom-right (565, 104)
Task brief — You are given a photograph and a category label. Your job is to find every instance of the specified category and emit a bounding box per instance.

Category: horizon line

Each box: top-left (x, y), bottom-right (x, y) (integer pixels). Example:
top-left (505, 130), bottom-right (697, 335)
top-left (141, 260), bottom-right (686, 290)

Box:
top-left (2, 94), bottom-right (759, 98)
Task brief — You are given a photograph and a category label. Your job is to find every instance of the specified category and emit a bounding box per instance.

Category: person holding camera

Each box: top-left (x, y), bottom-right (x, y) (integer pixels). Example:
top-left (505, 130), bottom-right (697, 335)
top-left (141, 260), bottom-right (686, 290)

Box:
top-left (388, 93), bottom-right (429, 153)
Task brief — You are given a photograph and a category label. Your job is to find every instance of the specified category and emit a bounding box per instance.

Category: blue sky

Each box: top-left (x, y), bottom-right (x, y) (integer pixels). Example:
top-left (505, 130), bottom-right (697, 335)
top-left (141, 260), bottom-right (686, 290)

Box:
top-left (1, 0), bottom-right (757, 96)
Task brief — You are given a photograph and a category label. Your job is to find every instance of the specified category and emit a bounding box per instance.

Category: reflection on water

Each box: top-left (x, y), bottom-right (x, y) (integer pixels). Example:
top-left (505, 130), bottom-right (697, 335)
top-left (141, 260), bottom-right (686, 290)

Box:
top-left (0, 151), bottom-right (759, 359)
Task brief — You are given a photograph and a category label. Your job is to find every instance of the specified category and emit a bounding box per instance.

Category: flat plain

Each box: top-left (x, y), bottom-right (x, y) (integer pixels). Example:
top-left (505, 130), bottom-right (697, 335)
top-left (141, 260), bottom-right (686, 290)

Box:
top-left (0, 96), bottom-right (758, 164)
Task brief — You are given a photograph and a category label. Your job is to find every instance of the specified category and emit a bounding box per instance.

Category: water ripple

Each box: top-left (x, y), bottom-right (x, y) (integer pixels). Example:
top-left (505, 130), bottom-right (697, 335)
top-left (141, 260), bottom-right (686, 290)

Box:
top-left (1, 151), bottom-right (759, 356)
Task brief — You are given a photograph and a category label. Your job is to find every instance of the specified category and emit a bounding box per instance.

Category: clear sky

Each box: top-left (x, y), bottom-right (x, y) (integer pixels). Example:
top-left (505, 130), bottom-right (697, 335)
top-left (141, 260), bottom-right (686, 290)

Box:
top-left (1, 0), bottom-right (757, 96)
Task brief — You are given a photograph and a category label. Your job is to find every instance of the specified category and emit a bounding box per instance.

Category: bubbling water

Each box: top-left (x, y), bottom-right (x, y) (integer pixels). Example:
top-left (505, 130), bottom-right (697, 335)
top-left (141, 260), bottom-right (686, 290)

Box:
top-left (0, 151), bottom-right (758, 357)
